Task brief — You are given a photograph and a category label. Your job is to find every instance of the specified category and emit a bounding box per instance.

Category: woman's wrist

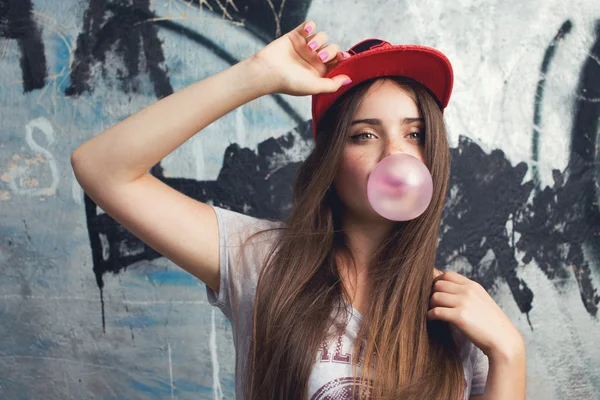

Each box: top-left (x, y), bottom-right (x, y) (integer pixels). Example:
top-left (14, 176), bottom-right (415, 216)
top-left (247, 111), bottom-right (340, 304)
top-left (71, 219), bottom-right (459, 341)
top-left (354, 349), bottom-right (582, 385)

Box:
top-left (224, 56), bottom-right (279, 99)
top-left (242, 54), bottom-right (282, 96)
top-left (488, 331), bottom-right (526, 365)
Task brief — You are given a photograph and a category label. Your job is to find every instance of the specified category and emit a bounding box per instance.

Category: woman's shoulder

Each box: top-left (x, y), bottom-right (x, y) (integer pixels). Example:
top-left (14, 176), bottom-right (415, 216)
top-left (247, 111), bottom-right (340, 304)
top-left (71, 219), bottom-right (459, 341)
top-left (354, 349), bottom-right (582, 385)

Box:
top-left (212, 205), bottom-right (286, 238)
top-left (211, 205), bottom-right (286, 259)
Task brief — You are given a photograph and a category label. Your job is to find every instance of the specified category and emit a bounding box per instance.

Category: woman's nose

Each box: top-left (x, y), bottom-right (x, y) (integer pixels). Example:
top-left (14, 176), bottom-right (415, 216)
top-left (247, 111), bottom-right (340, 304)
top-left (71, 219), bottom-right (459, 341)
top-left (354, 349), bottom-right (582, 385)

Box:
top-left (382, 139), bottom-right (406, 158)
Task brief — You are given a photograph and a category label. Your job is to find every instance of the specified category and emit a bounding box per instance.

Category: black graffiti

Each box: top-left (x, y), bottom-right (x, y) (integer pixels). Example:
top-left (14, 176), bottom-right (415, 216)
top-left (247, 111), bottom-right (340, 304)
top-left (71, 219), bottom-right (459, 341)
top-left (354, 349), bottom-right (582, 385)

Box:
top-left (438, 20), bottom-right (600, 324)
top-left (184, 0), bottom-right (311, 43)
top-left (64, 0), bottom-right (307, 126)
top-left (437, 137), bottom-right (536, 325)
top-left (515, 20), bottom-right (600, 318)
top-left (531, 20), bottom-right (573, 188)
top-left (0, 0), bottom-right (47, 92)
top-left (64, 0), bottom-right (173, 99)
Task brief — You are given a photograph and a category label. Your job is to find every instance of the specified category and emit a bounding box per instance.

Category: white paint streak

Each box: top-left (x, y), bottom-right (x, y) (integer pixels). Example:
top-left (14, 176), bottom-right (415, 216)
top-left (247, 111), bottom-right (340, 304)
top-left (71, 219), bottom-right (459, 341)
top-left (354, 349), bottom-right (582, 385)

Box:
top-left (168, 341), bottom-right (175, 399)
top-left (210, 307), bottom-right (223, 399)
top-left (265, 0), bottom-right (284, 37)
top-left (99, 233), bottom-right (110, 262)
top-left (235, 105), bottom-right (246, 149)
top-left (72, 173), bottom-right (84, 205)
top-left (5, 117), bottom-right (60, 197)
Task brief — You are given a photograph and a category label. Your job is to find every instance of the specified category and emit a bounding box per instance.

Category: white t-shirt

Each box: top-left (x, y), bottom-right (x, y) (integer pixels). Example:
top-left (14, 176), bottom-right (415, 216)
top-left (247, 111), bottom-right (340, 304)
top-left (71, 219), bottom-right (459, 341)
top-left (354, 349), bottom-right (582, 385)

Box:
top-left (205, 206), bottom-right (489, 399)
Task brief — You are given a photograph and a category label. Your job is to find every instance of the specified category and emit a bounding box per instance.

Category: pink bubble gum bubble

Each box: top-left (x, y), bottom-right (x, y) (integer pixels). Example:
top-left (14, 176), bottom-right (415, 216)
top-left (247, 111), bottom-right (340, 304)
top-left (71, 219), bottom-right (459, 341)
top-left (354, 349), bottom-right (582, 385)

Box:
top-left (366, 153), bottom-right (433, 221)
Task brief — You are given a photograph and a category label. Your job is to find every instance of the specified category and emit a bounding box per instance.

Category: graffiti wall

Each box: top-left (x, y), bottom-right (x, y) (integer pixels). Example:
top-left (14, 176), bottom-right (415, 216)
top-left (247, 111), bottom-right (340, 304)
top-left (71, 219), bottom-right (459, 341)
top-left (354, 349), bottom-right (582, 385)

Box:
top-left (1, 0), bottom-right (599, 398)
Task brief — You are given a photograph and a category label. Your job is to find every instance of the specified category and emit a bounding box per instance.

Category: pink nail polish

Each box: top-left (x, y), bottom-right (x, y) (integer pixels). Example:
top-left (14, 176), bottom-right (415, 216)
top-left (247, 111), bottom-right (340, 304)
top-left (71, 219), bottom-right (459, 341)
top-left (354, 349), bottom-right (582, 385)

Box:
top-left (342, 79), bottom-right (352, 86)
top-left (305, 25), bottom-right (313, 34)
top-left (318, 51), bottom-right (329, 61)
top-left (308, 41), bottom-right (318, 51)
top-left (343, 52), bottom-right (350, 59)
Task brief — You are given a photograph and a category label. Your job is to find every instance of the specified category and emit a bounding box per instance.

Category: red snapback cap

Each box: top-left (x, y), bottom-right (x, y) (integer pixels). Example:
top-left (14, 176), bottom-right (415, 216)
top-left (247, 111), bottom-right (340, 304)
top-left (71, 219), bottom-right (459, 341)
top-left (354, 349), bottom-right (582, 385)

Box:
top-left (311, 38), bottom-right (454, 140)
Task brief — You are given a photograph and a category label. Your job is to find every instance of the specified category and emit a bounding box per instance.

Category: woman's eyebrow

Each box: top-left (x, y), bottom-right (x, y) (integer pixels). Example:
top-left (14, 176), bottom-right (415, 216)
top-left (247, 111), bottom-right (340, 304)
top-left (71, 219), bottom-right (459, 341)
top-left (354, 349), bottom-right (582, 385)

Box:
top-left (350, 117), bottom-right (424, 126)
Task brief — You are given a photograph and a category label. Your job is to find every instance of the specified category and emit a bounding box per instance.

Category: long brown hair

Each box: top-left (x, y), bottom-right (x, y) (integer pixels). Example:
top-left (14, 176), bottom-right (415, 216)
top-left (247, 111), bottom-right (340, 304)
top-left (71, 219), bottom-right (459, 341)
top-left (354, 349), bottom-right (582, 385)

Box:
top-left (241, 76), bottom-right (464, 399)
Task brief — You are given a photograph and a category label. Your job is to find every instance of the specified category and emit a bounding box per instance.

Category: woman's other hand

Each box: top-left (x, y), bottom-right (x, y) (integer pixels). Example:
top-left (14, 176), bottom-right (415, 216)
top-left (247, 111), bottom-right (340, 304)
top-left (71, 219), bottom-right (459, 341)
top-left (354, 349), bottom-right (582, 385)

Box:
top-left (250, 20), bottom-right (352, 96)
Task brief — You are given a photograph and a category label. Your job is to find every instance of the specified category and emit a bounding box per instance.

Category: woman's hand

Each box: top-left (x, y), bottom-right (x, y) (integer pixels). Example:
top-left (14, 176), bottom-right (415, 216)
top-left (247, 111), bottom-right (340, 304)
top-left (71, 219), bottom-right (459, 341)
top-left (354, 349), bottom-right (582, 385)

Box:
top-left (428, 271), bottom-right (525, 361)
top-left (250, 20), bottom-right (352, 96)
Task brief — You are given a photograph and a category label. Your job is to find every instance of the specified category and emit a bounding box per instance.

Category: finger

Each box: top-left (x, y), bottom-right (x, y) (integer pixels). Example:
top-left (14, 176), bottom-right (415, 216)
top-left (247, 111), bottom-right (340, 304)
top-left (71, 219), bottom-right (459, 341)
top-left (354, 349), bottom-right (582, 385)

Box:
top-left (315, 75), bottom-right (353, 93)
top-left (427, 307), bottom-right (455, 322)
top-left (432, 279), bottom-right (462, 294)
top-left (306, 31), bottom-right (329, 52)
top-left (298, 20), bottom-right (316, 37)
top-left (332, 51), bottom-right (350, 62)
top-left (316, 44), bottom-right (340, 63)
top-left (436, 271), bottom-right (470, 285)
top-left (327, 50), bottom-right (349, 66)
top-left (429, 292), bottom-right (460, 309)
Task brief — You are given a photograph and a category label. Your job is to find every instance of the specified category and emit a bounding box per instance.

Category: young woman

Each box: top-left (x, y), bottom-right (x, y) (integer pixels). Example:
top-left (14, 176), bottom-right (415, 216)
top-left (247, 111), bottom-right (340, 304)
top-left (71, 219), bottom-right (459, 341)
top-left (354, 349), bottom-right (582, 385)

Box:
top-left (72, 20), bottom-right (526, 400)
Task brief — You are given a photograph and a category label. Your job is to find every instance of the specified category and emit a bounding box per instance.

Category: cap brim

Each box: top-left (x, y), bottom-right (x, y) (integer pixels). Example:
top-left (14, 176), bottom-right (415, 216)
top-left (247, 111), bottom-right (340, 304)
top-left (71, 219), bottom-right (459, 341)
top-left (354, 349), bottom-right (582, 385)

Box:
top-left (311, 44), bottom-right (453, 138)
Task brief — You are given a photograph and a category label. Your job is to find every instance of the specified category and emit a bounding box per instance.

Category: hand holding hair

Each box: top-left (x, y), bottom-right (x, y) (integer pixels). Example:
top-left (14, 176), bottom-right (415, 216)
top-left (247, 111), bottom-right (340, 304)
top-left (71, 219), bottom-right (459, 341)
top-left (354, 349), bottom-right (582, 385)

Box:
top-left (428, 271), bottom-right (525, 361)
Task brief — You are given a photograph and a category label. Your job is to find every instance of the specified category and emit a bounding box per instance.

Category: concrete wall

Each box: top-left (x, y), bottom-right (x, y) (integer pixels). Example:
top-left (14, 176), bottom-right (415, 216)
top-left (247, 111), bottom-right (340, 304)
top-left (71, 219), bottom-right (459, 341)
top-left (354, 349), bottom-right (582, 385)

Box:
top-left (1, 0), bottom-right (599, 398)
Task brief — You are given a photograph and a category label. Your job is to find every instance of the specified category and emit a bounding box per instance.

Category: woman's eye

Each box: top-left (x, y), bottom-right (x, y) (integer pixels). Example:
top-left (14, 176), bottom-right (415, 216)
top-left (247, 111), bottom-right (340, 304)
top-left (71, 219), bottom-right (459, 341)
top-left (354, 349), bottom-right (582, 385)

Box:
top-left (409, 131), bottom-right (425, 142)
top-left (350, 132), bottom-right (375, 141)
